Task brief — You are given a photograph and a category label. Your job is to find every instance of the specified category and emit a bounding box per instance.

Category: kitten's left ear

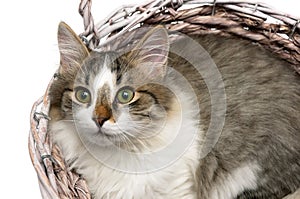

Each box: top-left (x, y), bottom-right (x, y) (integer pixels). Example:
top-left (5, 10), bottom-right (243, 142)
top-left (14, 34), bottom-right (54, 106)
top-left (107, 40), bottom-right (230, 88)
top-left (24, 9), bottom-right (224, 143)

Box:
top-left (128, 26), bottom-right (169, 79)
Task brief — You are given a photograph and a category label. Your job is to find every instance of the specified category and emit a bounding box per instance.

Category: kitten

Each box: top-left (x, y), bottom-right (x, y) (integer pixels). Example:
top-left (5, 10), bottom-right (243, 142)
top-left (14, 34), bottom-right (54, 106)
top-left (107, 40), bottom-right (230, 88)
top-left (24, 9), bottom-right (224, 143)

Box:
top-left (49, 22), bottom-right (300, 199)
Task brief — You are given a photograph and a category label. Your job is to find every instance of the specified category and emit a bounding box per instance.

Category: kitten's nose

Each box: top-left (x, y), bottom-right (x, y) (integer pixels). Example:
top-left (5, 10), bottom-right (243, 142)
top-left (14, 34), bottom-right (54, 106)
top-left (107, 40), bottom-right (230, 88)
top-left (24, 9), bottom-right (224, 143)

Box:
top-left (94, 105), bottom-right (112, 127)
top-left (95, 117), bottom-right (110, 127)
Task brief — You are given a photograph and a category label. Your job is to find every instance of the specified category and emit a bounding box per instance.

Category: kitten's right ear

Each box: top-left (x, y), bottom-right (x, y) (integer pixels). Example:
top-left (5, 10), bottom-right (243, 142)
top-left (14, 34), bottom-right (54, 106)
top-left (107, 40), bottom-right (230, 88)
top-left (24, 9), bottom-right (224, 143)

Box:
top-left (57, 22), bottom-right (89, 74)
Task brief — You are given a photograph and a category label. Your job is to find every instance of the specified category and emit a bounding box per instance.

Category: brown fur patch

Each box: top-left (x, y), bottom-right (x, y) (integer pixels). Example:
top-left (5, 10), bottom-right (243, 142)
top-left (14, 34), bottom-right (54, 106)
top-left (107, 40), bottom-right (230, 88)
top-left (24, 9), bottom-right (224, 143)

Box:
top-left (94, 105), bottom-right (112, 125)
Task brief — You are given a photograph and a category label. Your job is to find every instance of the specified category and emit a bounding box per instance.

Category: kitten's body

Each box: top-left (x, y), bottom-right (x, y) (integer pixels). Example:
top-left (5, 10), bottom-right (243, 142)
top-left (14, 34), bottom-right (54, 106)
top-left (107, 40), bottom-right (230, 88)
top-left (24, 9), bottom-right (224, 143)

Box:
top-left (49, 23), bottom-right (300, 199)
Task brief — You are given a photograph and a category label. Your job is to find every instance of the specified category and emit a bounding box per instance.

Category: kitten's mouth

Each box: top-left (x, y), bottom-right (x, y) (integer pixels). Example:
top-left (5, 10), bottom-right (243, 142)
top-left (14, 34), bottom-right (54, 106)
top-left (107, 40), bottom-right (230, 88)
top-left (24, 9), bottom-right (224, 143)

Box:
top-left (97, 129), bottom-right (116, 139)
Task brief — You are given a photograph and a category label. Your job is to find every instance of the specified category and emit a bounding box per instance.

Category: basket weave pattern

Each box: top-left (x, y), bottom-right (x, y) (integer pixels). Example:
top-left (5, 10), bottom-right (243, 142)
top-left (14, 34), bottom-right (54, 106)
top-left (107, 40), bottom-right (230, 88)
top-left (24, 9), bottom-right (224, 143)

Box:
top-left (29, 0), bottom-right (300, 198)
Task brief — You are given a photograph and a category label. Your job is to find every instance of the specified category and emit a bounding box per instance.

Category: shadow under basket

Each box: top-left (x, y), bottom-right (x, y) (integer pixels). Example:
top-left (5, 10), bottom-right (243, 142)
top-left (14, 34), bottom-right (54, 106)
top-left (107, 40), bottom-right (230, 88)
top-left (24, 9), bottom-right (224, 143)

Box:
top-left (29, 0), bottom-right (300, 198)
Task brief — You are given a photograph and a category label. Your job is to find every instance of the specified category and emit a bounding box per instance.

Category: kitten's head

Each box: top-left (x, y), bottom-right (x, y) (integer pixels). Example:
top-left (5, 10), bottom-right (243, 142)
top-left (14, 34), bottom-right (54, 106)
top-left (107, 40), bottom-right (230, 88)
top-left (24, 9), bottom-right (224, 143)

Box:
top-left (50, 22), bottom-right (179, 152)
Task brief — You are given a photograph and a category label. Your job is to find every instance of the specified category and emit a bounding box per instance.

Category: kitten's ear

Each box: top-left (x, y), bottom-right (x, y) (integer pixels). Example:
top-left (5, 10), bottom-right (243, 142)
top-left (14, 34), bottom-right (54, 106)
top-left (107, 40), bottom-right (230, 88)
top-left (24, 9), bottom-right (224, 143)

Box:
top-left (128, 26), bottom-right (169, 79)
top-left (57, 22), bottom-right (89, 74)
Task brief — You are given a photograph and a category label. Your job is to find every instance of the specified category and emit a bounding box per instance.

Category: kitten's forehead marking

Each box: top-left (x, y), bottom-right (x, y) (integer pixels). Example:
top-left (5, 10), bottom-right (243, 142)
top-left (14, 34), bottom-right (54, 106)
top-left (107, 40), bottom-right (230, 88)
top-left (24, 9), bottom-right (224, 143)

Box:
top-left (93, 55), bottom-right (115, 100)
top-left (94, 66), bottom-right (113, 88)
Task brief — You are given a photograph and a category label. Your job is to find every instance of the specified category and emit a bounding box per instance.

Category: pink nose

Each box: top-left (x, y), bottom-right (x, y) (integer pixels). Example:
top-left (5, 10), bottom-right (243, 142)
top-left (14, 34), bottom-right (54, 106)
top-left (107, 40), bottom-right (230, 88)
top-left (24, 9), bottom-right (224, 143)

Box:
top-left (94, 105), bottom-right (112, 127)
top-left (95, 116), bottom-right (109, 127)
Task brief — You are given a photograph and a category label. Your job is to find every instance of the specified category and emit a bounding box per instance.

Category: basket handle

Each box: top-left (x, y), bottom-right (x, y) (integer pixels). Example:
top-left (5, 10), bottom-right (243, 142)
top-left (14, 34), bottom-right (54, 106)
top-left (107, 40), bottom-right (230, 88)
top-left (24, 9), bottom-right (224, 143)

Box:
top-left (79, 0), bottom-right (100, 47)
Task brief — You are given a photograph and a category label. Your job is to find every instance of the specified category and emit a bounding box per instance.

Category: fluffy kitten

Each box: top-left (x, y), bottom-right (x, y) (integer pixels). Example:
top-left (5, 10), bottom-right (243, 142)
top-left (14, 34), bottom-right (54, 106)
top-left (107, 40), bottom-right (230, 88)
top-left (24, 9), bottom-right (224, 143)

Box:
top-left (49, 22), bottom-right (300, 199)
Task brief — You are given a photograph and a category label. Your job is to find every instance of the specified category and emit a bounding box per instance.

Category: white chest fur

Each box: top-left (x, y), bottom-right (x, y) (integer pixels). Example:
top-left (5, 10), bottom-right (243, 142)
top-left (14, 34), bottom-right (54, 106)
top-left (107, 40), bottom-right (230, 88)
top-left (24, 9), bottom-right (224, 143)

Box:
top-left (50, 120), bottom-right (200, 199)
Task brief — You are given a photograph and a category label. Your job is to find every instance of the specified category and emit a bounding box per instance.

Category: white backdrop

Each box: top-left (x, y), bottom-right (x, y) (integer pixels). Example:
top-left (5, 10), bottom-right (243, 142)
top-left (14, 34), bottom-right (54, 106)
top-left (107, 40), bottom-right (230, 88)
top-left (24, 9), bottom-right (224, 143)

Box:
top-left (0, 0), bottom-right (298, 198)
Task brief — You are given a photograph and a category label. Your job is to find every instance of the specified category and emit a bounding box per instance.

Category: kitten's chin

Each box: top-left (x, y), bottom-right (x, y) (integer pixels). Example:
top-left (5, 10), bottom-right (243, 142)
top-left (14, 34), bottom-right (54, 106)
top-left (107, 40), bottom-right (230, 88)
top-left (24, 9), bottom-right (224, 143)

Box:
top-left (76, 127), bottom-right (116, 147)
top-left (81, 133), bottom-right (116, 147)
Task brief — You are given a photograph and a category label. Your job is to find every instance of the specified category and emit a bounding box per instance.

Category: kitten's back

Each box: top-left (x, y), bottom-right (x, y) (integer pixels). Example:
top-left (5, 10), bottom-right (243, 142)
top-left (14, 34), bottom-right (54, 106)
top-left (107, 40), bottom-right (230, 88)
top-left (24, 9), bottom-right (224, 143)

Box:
top-left (170, 35), bottom-right (300, 198)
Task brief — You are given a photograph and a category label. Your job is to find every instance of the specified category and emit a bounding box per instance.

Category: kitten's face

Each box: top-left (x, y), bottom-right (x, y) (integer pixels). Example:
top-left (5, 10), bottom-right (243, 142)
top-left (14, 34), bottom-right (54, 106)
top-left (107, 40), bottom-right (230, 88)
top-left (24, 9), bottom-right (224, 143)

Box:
top-left (53, 23), bottom-right (175, 151)
top-left (68, 52), bottom-right (172, 149)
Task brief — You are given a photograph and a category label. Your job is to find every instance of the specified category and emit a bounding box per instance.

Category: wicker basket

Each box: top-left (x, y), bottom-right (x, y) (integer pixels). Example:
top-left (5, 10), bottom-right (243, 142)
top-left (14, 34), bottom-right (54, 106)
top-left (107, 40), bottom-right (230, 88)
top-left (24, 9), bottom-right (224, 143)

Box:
top-left (29, 0), bottom-right (300, 198)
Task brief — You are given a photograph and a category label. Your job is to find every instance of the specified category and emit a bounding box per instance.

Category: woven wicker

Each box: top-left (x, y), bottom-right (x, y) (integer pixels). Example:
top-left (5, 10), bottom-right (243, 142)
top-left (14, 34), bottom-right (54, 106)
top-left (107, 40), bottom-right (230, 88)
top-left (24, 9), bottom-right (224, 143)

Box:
top-left (29, 0), bottom-right (300, 198)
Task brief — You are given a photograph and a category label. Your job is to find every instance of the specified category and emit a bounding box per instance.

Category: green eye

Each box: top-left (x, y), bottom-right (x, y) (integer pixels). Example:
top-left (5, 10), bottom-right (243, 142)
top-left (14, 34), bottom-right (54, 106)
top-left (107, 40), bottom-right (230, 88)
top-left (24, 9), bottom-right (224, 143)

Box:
top-left (75, 87), bottom-right (91, 104)
top-left (116, 87), bottom-right (135, 104)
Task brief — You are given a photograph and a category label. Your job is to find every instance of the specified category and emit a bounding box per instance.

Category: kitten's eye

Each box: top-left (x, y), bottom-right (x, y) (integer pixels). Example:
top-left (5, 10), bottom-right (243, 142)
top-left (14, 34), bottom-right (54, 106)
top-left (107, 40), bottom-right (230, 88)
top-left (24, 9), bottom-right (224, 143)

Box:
top-left (116, 86), bottom-right (135, 104)
top-left (75, 87), bottom-right (91, 104)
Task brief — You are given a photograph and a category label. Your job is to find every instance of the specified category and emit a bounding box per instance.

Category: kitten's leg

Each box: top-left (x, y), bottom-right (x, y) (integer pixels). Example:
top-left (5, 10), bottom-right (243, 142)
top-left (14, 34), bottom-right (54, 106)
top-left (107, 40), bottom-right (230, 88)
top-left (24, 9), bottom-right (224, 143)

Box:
top-left (196, 154), bottom-right (223, 199)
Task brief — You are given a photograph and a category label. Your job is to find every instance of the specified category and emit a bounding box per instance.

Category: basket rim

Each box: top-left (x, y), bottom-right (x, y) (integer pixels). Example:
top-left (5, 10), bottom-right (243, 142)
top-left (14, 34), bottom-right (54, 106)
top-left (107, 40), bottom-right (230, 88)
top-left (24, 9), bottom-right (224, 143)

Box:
top-left (79, 0), bottom-right (300, 74)
top-left (80, 0), bottom-right (300, 45)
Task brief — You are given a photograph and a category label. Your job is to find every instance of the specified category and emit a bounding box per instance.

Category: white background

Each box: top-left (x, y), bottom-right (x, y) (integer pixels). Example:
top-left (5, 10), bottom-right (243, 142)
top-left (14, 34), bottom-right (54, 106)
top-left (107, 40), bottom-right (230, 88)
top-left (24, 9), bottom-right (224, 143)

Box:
top-left (0, 0), bottom-right (298, 198)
